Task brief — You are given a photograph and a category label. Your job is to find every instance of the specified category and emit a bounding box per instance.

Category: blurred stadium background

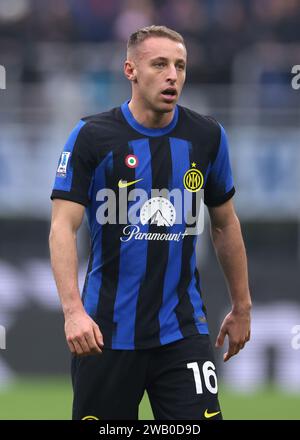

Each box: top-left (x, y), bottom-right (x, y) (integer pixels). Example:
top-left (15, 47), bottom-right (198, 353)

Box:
top-left (0, 0), bottom-right (300, 420)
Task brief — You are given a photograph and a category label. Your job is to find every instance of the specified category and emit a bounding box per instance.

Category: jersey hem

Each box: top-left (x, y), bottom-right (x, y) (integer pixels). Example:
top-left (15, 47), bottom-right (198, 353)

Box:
top-left (108, 325), bottom-right (209, 350)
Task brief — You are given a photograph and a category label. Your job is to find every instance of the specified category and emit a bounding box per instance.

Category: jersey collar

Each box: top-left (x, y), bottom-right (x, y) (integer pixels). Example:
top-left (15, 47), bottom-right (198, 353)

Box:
top-left (121, 100), bottom-right (178, 137)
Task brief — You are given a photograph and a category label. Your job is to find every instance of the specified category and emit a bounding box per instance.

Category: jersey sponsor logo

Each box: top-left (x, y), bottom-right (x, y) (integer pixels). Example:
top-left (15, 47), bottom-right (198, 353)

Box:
top-left (183, 163), bottom-right (204, 192)
top-left (204, 409), bottom-right (220, 419)
top-left (121, 224), bottom-right (189, 242)
top-left (81, 415), bottom-right (99, 420)
top-left (118, 178), bottom-right (143, 188)
top-left (140, 197), bottom-right (176, 227)
top-left (125, 154), bottom-right (139, 168)
top-left (56, 152), bottom-right (71, 177)
top-left (121, 196), bottom-right (185, 242)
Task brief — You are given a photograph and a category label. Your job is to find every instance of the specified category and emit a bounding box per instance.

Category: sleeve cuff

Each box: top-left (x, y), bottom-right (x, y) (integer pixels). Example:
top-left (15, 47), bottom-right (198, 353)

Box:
top-left (50, 190), bottom-right (89, 207)
top-left (204, 186), bottom-right (235, 207)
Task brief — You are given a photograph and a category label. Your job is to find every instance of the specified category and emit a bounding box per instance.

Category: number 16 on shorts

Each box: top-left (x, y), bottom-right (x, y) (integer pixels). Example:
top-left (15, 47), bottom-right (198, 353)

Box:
top-left (187, 361), bottom-right (218, 394)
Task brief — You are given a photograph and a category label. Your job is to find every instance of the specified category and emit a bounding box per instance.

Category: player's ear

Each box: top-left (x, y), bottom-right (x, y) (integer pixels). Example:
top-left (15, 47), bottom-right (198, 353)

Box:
top-left (124, 60), bottom-right (137, 82)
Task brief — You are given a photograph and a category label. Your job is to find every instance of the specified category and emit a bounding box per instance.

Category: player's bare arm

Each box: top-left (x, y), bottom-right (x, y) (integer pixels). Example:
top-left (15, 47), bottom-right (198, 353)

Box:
top-left (208, 199), bottom-right (252, 362)
top-left (49, 199), bottom-right (104, 356)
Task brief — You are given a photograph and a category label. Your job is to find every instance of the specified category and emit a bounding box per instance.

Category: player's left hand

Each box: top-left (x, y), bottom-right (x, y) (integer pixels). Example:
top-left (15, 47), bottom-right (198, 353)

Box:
top-left (215, 308), bottom-right (251, 362)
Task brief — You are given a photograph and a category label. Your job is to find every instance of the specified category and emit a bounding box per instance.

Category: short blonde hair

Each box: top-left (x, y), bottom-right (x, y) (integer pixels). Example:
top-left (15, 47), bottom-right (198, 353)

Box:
top-left (127, 25), bottom-right (185, 54)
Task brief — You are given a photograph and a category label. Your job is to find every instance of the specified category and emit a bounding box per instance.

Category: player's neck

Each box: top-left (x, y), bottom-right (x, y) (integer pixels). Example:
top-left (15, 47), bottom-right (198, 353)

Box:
top-left (128, 98), bottom-right (175, 129)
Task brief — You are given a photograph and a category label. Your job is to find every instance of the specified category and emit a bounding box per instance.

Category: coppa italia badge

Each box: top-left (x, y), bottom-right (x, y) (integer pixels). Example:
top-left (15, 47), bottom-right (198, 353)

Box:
top-left (183, 162), bottom-right (204, 192)
top-left (125, 154), bottom-right (139, 168)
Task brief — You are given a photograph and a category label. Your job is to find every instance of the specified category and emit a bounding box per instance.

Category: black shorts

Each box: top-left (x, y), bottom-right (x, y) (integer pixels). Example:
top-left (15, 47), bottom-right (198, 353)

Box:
top-left (71, 334), bottom-right (222, 420)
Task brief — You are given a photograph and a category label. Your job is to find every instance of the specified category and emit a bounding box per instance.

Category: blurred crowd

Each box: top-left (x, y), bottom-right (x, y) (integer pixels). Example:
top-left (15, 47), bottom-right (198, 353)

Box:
top-left (1, 0), bottom-right (300, 83)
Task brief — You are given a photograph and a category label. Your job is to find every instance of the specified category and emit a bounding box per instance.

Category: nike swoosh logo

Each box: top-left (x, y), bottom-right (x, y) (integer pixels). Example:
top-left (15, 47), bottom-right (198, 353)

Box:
top-left (204, 409), bottom-right (221, 419)
top-left (118, 178), bottom-right (143, 188)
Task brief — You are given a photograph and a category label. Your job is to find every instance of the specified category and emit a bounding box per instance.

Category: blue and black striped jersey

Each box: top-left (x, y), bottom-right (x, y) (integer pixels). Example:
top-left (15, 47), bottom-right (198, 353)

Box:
top-left (51, 101), bottom-right (235, 350)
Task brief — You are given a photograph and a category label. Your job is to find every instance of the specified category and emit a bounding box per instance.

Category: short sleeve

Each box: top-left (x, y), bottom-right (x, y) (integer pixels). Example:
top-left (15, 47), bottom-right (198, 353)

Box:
top-left (204, 124), bottom-right (235, 207)
top-left (51, 120), bottom-right (95, 207)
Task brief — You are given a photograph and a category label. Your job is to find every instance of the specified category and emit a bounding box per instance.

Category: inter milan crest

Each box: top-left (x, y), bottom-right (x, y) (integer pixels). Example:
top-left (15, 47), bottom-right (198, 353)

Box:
top-left (183, 162), bottom-right (204, 192)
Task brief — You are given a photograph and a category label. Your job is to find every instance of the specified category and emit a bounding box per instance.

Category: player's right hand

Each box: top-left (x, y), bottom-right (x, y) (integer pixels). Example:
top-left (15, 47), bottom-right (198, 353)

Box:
top-left (64, 310), bottom-right (104, 356)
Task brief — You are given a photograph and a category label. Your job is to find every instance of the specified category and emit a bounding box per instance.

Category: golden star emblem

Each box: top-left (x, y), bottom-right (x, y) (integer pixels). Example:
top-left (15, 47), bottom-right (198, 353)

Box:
top-left (191, 162), bottom-right (197, 168)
